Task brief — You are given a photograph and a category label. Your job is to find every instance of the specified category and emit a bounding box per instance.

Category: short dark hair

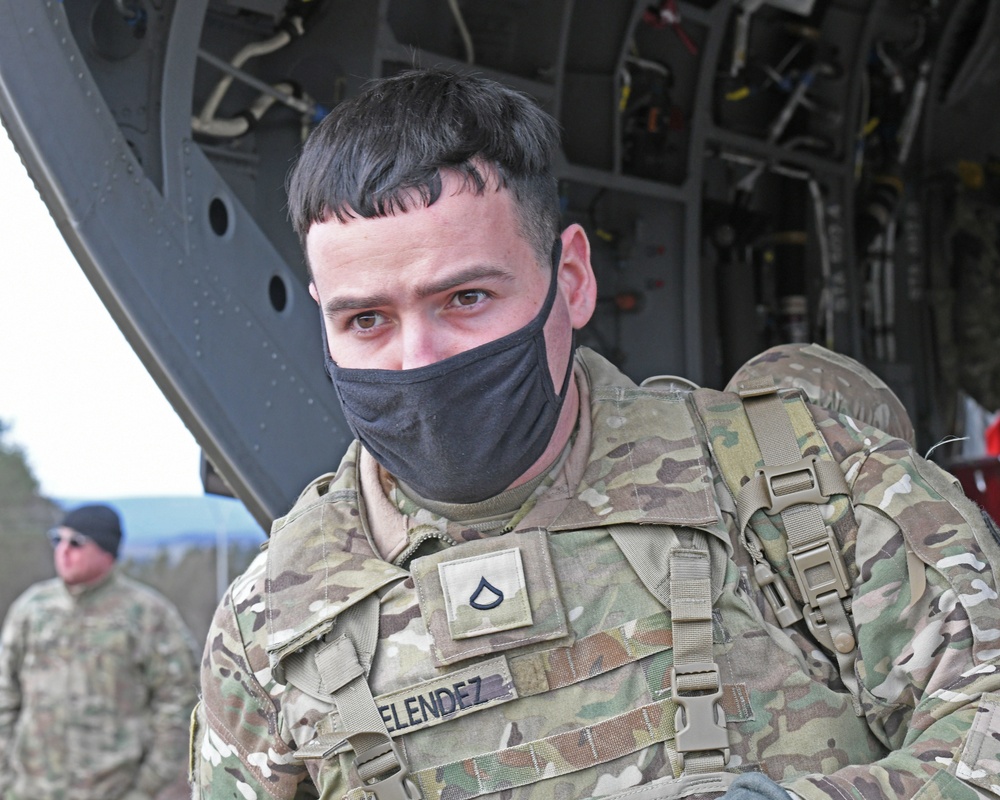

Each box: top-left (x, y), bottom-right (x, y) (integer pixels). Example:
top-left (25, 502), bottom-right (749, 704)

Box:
top-left (287, 70), bottom-right (562, 267)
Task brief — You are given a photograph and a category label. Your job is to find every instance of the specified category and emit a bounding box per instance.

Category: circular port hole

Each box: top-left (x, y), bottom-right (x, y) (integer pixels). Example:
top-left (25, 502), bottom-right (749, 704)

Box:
top-left (209, 197), bottom-right (230, 237)
top-left (269, 275), bottom-right (288, 313)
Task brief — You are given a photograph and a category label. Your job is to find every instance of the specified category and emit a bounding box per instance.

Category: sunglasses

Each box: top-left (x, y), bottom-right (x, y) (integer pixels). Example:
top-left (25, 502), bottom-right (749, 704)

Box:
top-left (49, 530), bottom-right (91, 549)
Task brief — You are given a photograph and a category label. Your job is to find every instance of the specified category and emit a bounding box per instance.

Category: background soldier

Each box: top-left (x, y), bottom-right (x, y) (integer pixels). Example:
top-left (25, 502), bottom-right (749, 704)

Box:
top-left (0, 503), bottom-right (198, 799)
top-left (192, 70), bottom-right (1000, 800)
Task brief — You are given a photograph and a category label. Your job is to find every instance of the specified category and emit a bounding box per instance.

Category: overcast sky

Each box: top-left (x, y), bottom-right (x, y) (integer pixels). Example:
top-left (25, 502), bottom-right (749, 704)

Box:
top-left (0, 130), bottom-right (204, 499)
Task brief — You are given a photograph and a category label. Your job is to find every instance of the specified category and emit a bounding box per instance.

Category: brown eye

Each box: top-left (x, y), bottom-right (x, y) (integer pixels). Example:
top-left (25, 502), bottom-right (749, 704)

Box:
top-left (453, 290), bottom-right (487, 307)
top-left (353, 312), bottom-right (380, 330)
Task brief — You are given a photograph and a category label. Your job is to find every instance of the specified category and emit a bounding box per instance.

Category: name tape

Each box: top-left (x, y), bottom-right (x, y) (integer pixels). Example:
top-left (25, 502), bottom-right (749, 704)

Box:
top-left (373, 655), bottom-right (517, 736)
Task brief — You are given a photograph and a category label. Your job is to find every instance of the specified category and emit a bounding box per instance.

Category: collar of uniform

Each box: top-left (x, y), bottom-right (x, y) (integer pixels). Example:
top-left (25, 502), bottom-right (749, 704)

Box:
top-left (361, 423), bottom-right (576, 564)
top-left (545, 348), bottom-right (723, 533)
top-left (63, 567), bottom-right (117, 599)
top-left (264, 445), bottom-right (408, 662)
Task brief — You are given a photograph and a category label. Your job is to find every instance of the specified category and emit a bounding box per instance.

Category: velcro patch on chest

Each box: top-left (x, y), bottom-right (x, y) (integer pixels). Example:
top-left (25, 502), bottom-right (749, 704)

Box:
top-left (438, 548), bottom-right (532, 638)
top-left (412, 528), bottom-right (570, 666)
top-left (373, 655), bottom-right (517, 736)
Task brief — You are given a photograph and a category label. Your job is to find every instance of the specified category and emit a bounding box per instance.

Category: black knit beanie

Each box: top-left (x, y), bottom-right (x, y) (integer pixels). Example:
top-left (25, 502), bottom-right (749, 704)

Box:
top-left (60, 504), bottom-right (123, 558)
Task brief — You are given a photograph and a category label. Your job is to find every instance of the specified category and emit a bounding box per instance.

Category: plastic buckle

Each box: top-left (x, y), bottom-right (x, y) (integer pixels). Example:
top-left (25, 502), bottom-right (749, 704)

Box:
top-left (757, 456), bottom-right (826, 516)
top-left (754, 561), bottom-right (803, 626)
top-left (349, 734), bottom-right (423, 800)
top-left (789, 534), bottom-right (851, 609)
top-left (803, 602), bottom-right (831, 641)
top-left (671, 662), bottom-right (730, 768)
top-left (804, 592), bottom-right (857, 655)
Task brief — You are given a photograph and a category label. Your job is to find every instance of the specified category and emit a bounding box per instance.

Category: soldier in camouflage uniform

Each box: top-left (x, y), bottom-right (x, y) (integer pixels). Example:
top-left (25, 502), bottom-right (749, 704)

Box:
top-left (0, 503), bottom-right (198, 800)
top-left (191, 71), bottom-right (1000, 800)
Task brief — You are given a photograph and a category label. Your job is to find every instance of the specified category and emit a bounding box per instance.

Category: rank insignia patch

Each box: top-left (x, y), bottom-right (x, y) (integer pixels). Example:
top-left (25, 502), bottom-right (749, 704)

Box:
top-left (437, 548), bottom-right (532, 639)
top-left (411, 529), bottom-right (569, 666)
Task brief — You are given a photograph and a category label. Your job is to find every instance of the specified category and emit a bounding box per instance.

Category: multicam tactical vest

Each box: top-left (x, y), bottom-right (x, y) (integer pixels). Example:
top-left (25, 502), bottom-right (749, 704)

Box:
top-left (259, 350), bottom-right (890, 800)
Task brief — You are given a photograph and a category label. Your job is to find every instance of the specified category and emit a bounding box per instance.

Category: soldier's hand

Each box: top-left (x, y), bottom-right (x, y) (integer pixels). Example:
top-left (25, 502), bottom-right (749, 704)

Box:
top-left (721, 773), bottom-right (792, 800)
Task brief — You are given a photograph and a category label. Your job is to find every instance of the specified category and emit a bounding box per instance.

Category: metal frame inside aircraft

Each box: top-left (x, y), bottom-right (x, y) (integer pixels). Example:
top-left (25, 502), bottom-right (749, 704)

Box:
top-left (2, 0), bottom-right (999, 527)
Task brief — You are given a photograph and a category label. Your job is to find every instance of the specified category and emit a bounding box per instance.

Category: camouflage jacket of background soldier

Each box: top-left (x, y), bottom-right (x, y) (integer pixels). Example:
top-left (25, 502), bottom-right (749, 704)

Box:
top-left (192, 347), bottom-right (1000, 800)
top-left (0, 568), bottom-right (199, 800)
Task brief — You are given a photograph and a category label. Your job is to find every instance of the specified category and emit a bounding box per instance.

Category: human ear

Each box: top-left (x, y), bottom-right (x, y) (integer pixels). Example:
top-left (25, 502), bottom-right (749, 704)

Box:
top-left (309, 282), bottom-right (320, 304)
top-left (557, 224), bottom-right (598, 329)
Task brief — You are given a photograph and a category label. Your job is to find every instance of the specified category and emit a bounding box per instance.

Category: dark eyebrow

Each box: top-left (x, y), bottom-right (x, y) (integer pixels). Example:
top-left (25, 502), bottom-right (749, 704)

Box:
top-left (322, 264), bottom-right (515, 317)
top-left (323, 293), bottom-right (393, 317)
top-left (415, 265), bottom-right (515, 299)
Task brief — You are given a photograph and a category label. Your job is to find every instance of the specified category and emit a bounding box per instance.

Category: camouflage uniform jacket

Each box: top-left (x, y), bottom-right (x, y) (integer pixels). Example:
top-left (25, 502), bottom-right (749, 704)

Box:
top-left (0, 569), bottom-right (199, 800)
top-left (192, 348), bottom-right (1000, 800)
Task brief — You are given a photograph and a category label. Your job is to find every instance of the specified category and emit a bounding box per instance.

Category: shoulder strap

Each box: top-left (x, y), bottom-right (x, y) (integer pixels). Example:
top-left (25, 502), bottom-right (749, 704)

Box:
top-left (564, 525), bottom-right (734, 778)
top-left (669, 532), bottom-right (730, 775)
top-left (608, 524), bottom-right (730, 775)
top-left (730, 377), bottom-right (861, 708)
top-left (286, 595), bottom-right (423, 800)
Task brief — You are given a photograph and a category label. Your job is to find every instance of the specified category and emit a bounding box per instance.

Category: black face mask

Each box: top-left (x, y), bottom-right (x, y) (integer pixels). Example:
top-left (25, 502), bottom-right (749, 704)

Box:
top-left (322, 241), bottom-right (574, 504)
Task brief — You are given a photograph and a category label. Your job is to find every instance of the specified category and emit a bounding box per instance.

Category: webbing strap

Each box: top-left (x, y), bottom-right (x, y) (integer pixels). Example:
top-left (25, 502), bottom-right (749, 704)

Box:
top-left (398, 698), bottom-right (678, 800)
top-left (740, 384), bottom-right (839, 553)
top-left (288, 597), bottom-right (424, 799)
top-left (609, 524), bottom-right (681, 608)
top-left (735, 379), bottom-right (861, 709)
top-left (284, 595), bottom-right (388, 740)
top-left (362, 613), bottom-right (750, 741)
top-left (290, 635), bottom-right (396, 763)
top-left (596, 772), bottom-right (736, 800)
top-left (509, 610), bottom-right (673, 696)
top-left (609, 524), bottom-right (729, 609)
top-left (282, 636), bottom-right (365, 701)
top-left (669, 536), bottom-right (728, 774)
top-left (736, 460), bottom-right (848, 538)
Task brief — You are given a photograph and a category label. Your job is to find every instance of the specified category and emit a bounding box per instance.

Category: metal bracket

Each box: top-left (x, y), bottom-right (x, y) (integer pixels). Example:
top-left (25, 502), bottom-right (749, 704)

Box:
top-left (671, 662), bottom-right (730, 767)
top-left (757, 456), bottom-right (826, 516)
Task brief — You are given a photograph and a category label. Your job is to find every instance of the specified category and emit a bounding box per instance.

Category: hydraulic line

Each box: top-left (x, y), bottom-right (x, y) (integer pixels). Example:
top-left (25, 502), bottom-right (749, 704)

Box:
top-left (195, 17), bottom-right (306, 132)
top-left (447, 0), bottom-right (475, 65)
top-left (192, 81), bottom-right (297, 138)
top-left (196, 49), bottom-right (314, 118)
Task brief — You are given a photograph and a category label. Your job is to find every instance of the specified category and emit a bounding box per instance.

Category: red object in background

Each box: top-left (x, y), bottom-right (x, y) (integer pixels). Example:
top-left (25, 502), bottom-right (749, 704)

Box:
top-left (948, 458), bottom-right (1000, 525)
top-left (986, 415), bottom-right (1000, 456)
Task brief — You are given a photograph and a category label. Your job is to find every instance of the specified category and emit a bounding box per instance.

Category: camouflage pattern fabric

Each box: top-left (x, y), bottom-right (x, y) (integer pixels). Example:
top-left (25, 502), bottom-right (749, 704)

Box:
top-left (725, 342), bottom-right (916, 446)
top-left (0, 570), bottom-right (199, 800)
top-left (192, 347), bottom-right (1000, 800)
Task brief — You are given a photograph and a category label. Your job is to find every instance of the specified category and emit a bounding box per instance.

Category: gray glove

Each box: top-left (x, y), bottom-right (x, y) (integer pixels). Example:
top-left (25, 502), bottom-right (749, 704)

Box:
top-left (722, 773), bottom-right (792, 800)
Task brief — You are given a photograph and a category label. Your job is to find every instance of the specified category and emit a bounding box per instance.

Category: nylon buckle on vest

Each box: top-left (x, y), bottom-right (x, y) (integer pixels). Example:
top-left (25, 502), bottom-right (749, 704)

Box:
top-left (349, 731), bottom-right (423, 800)
top-left (789, 534), bottom-right (851, 610)
top-left (757, 456), bottom-right (825, 515)
top-left (671, 662), bottom-right (730, 769)
top-left (757, 456), bottom-right (851, 620)
top-left (790, 532), bottom-right (854, 653)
